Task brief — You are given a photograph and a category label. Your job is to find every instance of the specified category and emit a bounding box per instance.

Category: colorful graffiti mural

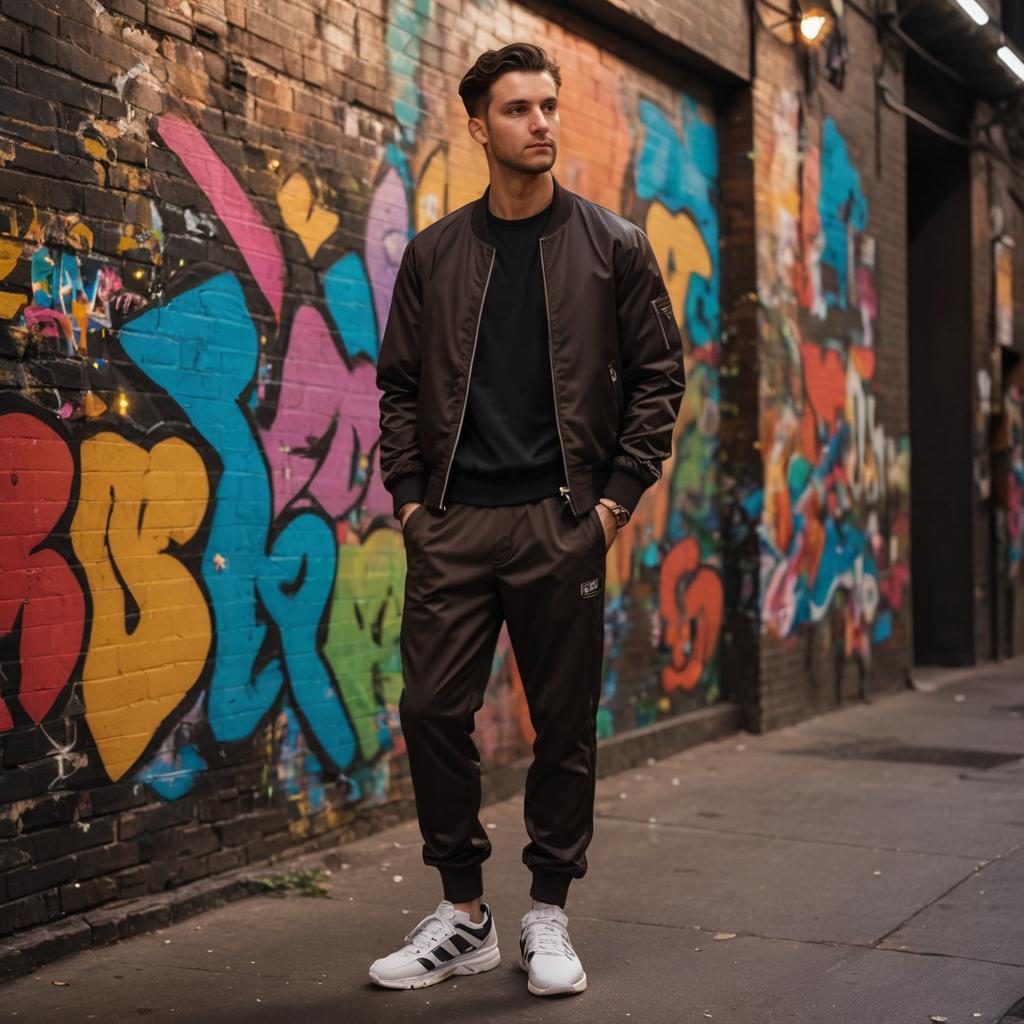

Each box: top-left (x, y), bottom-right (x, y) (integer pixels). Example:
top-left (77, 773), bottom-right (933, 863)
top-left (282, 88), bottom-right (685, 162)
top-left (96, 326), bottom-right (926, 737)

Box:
top-left (756, 87), bottom-right (909, 688)
top-left (0, 1), bottom-right (723, 818)
top-left (1005, 382), bottom-right (1024, 582)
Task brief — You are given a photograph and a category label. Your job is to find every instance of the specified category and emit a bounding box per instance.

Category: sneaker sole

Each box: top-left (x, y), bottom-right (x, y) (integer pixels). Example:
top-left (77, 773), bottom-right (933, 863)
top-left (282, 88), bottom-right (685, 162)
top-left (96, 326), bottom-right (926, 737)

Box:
top-left (369, 944), bottom-right (501, 990)
top-left (517, 955), bottom-right (587, 996)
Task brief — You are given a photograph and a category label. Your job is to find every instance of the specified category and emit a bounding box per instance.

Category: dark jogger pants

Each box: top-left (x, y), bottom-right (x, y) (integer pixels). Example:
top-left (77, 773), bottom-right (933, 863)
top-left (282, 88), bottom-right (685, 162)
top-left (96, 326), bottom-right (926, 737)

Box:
top-left (398, 494), bottom-right (608, 909)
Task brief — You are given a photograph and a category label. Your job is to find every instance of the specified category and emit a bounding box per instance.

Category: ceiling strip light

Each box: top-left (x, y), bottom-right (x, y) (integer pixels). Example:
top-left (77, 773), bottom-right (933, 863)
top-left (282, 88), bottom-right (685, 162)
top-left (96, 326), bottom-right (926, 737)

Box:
top-left (997, 44), bottom-right (1024, 81)
top-left (952, 0), bottom-right (990, 26)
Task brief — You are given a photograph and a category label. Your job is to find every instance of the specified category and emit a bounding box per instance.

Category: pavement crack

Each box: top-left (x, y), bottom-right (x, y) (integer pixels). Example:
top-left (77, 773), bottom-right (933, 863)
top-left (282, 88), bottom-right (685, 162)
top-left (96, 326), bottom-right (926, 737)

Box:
top-left (594, 810), bottom-right (990, 861)
top-left (570, 914), bottom-right (1024, 968)
top-left (870, 857), bottom-right (997, 948)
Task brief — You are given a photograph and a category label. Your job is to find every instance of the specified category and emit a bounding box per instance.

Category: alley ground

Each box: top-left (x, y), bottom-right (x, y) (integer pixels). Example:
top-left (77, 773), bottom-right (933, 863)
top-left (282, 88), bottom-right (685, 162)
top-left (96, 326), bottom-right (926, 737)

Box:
top-left (3, 660), bottom-right (1023, 1024)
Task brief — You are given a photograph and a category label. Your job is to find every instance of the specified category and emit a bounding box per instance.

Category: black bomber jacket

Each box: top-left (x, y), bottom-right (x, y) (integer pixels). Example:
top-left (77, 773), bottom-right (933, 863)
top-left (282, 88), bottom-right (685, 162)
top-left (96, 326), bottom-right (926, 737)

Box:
top-left (375, 176), bottom-right (686, 521)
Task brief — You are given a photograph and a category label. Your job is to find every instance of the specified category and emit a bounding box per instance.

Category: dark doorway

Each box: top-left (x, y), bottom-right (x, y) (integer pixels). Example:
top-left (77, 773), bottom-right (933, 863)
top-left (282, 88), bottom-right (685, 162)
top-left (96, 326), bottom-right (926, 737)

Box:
top-left (906, 55), bottom-right (975, 666)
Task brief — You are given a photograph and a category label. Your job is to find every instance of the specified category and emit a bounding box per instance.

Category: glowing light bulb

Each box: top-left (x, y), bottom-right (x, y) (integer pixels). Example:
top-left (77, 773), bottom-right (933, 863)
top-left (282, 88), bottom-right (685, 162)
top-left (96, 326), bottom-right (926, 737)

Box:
top-left (799, 11), bottom-right (828, 41)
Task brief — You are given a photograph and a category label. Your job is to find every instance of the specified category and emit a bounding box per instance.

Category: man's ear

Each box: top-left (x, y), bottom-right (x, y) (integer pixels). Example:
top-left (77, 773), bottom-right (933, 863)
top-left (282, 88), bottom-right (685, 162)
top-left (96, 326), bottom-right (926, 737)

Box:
top-left (467, 115), bottom-right (488, 147)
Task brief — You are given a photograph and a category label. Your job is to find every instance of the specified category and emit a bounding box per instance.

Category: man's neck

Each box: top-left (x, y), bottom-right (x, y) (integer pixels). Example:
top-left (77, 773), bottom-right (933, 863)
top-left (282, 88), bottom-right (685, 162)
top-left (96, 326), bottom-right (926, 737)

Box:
top-left (486, 169), bottom-right (554, 220)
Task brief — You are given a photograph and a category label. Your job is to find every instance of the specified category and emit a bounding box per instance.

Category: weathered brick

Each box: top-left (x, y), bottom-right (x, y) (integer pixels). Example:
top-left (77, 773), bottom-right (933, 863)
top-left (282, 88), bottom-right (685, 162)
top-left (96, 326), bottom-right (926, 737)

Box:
top-left (4, 855), bottom-right (76, 900)
top-left (0, 83), bottom-right (58, 125)
top-left (119, 801), bottom-right (194, 841)
top-left (147, 823), bottom-right (218, 862)
top-left (12, 146), bottom-right (98, 184)
top-left (16, 61), bottom-right (101, 112)
top-left (0, 0), bottom-right (58, 35)
top-left (0, 14), bottom-right (23, 52)
top-left (0, 890), bottom-right (60, 937)
top-left (146, 8), bottom-right (193, 41)
top-left (0, 115), bottom-right (57, 147)
top-left (103, 0), bottom-right (144, 19)
top-left (86, 782), bottom-right (148, 818)
top-left (0, 841), bottom-right (29, 873)
top-left (75, 841), bottom-right (140, 881)
top-left (28, 818), bottom-right (115, 863)
top-left (215, 815), bottom-right (261, 848)
top-left (59, 875), bottom-right (118, 914)
top-left (206, 847), bottom-right (244, 874)
top-left (17, 792), bottom-right (77, 832)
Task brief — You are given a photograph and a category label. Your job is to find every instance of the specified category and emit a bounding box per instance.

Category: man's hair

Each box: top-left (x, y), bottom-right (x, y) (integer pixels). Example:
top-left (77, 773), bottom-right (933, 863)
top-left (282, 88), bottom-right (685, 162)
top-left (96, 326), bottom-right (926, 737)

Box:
top-left (458, 43), bottom-right (561, 119)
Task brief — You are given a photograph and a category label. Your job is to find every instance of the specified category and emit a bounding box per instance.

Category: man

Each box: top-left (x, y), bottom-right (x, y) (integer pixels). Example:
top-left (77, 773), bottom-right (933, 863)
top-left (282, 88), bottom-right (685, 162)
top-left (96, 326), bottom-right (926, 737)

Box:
top-left (369, 42), bottom-right (685, 997)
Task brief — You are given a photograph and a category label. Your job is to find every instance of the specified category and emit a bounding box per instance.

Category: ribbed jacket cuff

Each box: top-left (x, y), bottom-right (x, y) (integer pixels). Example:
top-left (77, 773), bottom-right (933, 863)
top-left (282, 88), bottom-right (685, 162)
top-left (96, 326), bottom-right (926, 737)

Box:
top-left (389, 472), bottom-right (427, 519)
top-left (602, 467), bottom-right (648, 517)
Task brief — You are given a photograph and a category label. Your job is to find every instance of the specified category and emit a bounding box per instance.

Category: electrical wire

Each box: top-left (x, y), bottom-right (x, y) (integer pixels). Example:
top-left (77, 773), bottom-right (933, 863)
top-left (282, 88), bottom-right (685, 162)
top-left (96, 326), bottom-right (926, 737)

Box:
top-left (884, 18), bottom-right (973, 87)
top-left (876, 78), bottom-right (972, 144)
top-left (878, 75), bottom-right (1024, 188)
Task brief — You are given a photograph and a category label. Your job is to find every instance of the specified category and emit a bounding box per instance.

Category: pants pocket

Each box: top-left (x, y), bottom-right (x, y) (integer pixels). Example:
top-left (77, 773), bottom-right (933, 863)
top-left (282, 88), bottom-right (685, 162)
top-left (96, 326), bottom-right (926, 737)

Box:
top-left (586, 505), bottom-right (607, 552)
top-left (401, 503), bottom-right (428, 538)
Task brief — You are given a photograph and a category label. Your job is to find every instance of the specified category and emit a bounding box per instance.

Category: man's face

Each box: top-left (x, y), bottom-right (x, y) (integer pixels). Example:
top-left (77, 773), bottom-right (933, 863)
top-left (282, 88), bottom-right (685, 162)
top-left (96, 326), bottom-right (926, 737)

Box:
top-left (471, 70), bottom-right (559, 174)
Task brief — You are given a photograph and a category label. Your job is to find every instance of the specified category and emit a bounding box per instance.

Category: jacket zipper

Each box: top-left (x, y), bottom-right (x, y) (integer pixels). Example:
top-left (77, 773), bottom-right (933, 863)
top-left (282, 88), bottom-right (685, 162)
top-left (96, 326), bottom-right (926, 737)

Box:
top-left (539, 236), bottom-right (576, 517)
top-left (438, 247), bottom-right (496, 511)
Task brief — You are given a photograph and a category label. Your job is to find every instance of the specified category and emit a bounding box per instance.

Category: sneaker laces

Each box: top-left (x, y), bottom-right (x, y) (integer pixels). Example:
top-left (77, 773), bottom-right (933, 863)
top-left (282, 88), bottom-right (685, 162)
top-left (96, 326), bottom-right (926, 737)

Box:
top-left (402, 903), bottom-right (457, 954)
top-left (522, 910), bottom-right (575, 960)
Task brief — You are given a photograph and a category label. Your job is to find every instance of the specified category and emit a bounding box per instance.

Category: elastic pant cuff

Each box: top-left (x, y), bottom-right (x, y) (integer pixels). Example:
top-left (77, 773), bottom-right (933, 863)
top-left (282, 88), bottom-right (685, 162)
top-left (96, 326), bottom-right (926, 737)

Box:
top-left (439, 865), bottom-right (483, 904)
top-left (529, 870), bottom-right (571, 908)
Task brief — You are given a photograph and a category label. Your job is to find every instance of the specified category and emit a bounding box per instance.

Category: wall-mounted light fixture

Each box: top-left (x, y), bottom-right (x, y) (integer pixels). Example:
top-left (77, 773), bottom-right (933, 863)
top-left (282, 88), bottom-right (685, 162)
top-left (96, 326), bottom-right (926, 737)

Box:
top-left (753, 0), bottom-right (847, 87)
top-left (756, 0), bottom-right (839, 45)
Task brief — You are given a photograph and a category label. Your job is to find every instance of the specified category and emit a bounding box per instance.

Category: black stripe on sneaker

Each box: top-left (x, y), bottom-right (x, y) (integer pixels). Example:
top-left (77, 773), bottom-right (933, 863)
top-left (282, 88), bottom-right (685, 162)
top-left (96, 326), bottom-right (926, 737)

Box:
top-left (449, 934), bottom-right (473, 954)
top-left (431, 943), bottom-right (454, 963)
top-left (416, 957), bottom-right (437, 972)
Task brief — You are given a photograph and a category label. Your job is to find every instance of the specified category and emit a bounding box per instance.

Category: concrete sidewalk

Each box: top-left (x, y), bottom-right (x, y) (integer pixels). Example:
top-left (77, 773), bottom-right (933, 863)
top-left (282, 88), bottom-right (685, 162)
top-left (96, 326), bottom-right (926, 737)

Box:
top-left (4, 661), bottom-right (1023, 1024)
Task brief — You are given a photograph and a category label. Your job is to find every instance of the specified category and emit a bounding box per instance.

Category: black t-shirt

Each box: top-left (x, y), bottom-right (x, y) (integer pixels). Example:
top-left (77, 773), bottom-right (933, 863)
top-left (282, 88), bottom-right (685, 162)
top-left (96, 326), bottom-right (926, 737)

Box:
top-left (445, 200), bottom-right (565, 506)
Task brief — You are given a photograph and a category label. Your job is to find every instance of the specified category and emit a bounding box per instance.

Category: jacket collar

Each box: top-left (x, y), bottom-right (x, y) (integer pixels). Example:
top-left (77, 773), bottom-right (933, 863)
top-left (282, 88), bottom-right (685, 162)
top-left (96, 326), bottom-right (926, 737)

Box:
top-left (470, 175), bottom-right (574, 246)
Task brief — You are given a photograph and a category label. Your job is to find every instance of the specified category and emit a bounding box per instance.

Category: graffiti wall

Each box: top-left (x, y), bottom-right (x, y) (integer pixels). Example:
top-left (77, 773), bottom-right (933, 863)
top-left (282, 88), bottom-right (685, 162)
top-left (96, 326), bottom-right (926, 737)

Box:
top-left (754, 85), bottom-right (910, 707)
top-left (0, 0), bottom-right (721, 927)
top-left (1000, 357), bottom-right (1024, 650)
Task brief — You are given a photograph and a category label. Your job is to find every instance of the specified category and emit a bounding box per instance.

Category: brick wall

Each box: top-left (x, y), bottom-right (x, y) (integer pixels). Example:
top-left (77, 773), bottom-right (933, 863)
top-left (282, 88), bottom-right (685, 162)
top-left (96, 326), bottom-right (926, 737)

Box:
top-left (976, 107), bottom-right (1024, 656)
top-left (564, 0), bottom-right (751, 83)
top-left (751, 5), bottom-right (913, 729)
top-left (0, 0), bottom-right (732, 942)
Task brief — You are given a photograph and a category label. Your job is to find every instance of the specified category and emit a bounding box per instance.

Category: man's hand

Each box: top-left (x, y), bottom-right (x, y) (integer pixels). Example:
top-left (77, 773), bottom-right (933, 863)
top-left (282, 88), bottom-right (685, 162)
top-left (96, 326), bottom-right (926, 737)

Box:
top-left (398, 501), bottom-right (423, 529)
top-left (594, 502), bottom-right (618, 550)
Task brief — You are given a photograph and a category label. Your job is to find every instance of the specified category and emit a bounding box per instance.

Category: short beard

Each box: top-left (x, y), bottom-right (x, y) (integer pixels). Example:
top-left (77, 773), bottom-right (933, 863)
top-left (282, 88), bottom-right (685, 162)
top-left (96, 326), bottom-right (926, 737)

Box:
top-left (491, 142), bottom-right (557, 175)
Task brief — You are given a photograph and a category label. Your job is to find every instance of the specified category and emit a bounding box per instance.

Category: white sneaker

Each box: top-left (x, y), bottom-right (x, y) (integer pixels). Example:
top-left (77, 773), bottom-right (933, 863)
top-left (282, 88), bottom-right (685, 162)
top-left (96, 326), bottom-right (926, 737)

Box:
top-left (518, 904), bottom-right (587, 996)
top-left (368, 900), bottom-right (500, 990)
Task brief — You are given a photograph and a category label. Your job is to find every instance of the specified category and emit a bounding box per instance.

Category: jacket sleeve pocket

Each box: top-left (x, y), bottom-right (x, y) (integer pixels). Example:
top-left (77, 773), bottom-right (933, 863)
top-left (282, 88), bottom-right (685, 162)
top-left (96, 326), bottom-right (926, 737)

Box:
top-left (650, 293), bottom-right (681, 352)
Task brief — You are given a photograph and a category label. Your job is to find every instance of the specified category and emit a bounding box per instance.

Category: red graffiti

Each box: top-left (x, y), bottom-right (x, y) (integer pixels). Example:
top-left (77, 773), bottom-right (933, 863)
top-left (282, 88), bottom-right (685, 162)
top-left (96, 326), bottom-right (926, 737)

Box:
top-left (0, 413), bottom-right (85, 731)
top-left (659, 537), bottom-right (723, 693)
top-left (800, 342), bottom-right (846, 427)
